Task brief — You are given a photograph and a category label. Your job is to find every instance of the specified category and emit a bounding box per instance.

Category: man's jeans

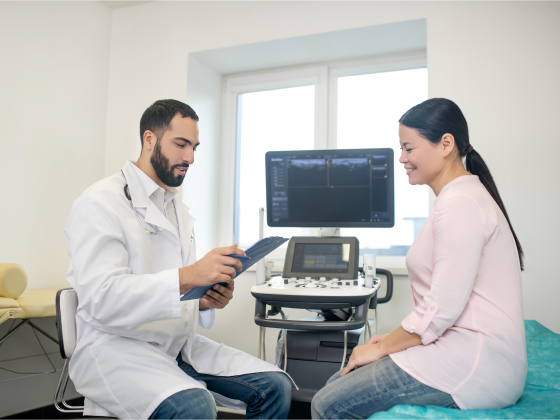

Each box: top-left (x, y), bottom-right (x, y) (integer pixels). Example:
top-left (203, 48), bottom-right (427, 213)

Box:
top-left (311, 356), bottom-right (458, 419)
top-left (150, 354), bottom-right (292, 419)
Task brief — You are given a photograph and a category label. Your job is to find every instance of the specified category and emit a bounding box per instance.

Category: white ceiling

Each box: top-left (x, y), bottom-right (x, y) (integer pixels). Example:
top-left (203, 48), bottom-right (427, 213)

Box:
top-left (101, 1), bottom-right (152, 10)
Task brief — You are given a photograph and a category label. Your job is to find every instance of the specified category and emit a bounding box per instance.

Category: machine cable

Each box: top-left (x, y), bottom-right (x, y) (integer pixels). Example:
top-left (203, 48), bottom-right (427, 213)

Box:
top-left (280, 309), bottom-right (288, 371)
top-left (341, 310), bottom-right (355, 369)
top-left (341, 331), bottom-right (348, 370)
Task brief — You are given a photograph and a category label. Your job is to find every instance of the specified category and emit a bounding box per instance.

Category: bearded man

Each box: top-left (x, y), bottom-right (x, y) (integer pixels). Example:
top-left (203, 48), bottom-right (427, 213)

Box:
top-left (64, 99), bottom-right (292, 419)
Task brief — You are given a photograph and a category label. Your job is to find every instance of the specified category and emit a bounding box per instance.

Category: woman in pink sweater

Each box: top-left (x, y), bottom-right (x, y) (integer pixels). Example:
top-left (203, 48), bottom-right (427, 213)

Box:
top-left (311, 98), bottom-right (526, 418)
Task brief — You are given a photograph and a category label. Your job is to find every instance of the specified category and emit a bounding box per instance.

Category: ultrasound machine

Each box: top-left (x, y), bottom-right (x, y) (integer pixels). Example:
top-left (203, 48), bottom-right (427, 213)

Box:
top-left (250, 148), bottom-right (395, 402)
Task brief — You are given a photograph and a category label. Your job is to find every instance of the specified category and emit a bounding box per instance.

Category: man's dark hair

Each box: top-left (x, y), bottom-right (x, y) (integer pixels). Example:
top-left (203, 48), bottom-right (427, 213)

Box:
top-left (139, 99), bottom-right (199, 148)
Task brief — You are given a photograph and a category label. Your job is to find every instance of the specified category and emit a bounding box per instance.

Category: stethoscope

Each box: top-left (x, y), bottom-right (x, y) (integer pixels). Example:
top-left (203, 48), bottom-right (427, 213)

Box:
top-left (121, 170), bottom-right (193, 242)
top-left (122, 171), bottom-right (162, 235)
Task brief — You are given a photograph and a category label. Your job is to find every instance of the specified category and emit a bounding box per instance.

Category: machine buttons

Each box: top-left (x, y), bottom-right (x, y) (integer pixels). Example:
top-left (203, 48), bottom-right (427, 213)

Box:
top-left (305, 283), bottom-right (317, 288)
top-left (305, 277), bottom-right (312, 281)
top-left (353, 280), bottom-right (358, 285)
top-left (338, 282), bottom-right (342, 285)
top-left (346, 282), bottom-right (350, 286)
top-left (284, 279), bottom-right (288, 284)
top-left (319, 277), bottom-right (326, 282)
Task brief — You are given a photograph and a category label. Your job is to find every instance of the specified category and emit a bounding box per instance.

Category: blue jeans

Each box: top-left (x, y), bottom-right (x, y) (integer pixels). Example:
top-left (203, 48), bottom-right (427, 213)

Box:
top-left (311, 356), bottom-right (458, 419)
top-left (150, 354), bottom-right (292, 419)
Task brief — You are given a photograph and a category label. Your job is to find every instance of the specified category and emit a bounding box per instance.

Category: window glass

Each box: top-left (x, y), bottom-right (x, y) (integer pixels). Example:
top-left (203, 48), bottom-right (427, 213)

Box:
top-left (236, 85), bottom-right (315, 246)
top-left (337, 68), bottom-right (429, 255)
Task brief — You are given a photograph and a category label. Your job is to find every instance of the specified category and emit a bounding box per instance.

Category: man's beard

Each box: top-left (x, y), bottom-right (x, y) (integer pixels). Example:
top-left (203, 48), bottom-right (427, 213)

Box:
top-left (150, 139), bottom-right (188, 187)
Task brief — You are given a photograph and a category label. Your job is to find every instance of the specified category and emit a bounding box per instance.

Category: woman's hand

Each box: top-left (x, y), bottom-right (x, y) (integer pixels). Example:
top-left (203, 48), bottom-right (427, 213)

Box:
top-left (367, 334), bottom-right (389, 345)
top-left (340, 342), bottom-right (387, 376)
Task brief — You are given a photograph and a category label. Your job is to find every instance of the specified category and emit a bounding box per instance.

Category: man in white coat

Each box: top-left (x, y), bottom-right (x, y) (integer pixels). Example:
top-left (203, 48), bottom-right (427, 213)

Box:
top-left (64, 99), bottom-right (292, 419)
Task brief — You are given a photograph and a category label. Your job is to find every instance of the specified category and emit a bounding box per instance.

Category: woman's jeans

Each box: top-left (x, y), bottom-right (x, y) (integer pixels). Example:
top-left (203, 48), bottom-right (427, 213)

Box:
top-left (150, 353), bottom-right (292, 419)
top-left (311, 356), bottom-right (458, 419)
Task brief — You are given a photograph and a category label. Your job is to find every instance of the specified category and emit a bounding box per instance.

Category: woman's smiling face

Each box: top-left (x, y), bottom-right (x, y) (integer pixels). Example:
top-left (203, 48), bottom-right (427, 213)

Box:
top-left (398, 124), bottom-right (444, 186)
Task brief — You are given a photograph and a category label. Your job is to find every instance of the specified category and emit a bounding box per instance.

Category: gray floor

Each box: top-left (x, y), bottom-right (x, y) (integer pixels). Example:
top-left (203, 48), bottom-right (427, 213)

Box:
top-left (0, 318), bottom-right (311, 419)
top-left (4, 401), bottom-right (307, 419)
top-left (0, 317), bottom-right (80, 418)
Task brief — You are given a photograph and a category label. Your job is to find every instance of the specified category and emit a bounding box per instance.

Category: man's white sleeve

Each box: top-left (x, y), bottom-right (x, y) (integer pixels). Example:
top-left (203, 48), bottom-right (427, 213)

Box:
top-left (198, 308), bottom-right (215, 329)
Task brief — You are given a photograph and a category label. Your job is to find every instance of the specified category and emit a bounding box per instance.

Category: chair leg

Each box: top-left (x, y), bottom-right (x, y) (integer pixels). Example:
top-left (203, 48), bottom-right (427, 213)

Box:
top-left (54, 360), bottom-right (83, 413)
top-left (54, 359), bottom-right (69, 412)
top-left (61, 368), bottom-right (84, 410)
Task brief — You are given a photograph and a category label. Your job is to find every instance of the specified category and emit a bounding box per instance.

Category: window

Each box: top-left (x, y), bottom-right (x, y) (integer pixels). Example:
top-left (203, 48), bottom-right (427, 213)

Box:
top-left (221, 53), bottom-right (427, 258)
top-left (236, 86), bottom-right (316, 244)
top-left (337, 68), bottom-right (429, 255)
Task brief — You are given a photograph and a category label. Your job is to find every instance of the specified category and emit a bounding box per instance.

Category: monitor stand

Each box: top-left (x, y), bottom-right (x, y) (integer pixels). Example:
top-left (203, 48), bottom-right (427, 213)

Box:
top-left (318, 228), bottom-right (340, 237)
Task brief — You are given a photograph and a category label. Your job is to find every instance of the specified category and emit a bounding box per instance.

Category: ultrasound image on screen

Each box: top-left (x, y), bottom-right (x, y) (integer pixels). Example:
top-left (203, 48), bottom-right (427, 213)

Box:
top-left (329, 158), bottom-right (370, 186)
top-left (288, 158), bottom-right (327, 187)
top-left (371, 155), bottom-right (387, 166)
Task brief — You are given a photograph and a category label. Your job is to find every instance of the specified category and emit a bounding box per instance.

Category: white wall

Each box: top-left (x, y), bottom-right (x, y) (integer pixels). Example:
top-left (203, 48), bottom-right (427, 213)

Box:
top-left (0, 2), bottom-right (112, 415)
top-left (0, 1), bottom-right (112, 289)
top-left (183, 56), bottom-right (222, 257)
top-left (425, 2), bottom-right (560, 334)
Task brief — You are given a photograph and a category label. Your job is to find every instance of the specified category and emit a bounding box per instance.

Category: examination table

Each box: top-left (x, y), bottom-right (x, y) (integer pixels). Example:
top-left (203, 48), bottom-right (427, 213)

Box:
top-left (0, 263), bottom-right (60, 344)
top-left (369, 320), bottom-right (560, 419)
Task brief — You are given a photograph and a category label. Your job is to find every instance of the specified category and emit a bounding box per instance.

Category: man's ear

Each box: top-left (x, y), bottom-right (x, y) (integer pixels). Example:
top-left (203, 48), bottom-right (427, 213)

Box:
top-left (142, 130), bottom-right (157, 152)
top-left (440, 133), bottom-right (456, 158)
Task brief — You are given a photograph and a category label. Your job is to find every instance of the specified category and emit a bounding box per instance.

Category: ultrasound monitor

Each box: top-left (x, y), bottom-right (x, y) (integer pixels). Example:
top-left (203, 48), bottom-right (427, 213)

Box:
top-left (265, 148), bottom-right (394, 228)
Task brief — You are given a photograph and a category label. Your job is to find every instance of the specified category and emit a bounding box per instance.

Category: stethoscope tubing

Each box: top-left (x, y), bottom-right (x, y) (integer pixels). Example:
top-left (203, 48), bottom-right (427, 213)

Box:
top-left (121, 170), bottom-right (194, 242)
top-left (122, 171), bottom-right (161, 236)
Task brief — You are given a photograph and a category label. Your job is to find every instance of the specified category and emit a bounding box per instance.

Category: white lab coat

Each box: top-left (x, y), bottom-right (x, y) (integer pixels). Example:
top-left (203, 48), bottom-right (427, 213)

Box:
top-left (64, 161), bottom-right (288, 419)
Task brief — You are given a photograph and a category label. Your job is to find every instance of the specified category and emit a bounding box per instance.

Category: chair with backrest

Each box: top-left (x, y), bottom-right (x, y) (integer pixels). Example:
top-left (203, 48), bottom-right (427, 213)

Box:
top-left (55, 288), bottom-right (120, 417)
top-left (54, 288), bottom-right (246, 415)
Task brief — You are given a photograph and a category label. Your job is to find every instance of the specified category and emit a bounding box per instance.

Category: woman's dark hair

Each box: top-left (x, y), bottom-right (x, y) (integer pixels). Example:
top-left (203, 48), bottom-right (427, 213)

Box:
top-left (399, 98), bottom-right (524, 271)
top-left (140, 99), bottom-right (199, 148)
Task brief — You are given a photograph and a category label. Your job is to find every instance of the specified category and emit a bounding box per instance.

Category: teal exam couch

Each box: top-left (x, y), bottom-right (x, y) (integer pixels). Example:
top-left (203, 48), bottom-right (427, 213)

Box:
top-left (369, 321), bottom-right (560, 419)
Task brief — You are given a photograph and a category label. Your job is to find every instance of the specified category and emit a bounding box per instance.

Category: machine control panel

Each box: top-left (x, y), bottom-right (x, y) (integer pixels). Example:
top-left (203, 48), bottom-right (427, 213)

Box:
top-left (251, 236), bottom-right (379, 306)
top-left (253, 274), bottom-right (380, 298)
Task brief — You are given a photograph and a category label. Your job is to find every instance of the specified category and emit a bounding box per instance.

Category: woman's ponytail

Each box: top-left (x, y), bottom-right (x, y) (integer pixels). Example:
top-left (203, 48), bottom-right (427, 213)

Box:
top-left (466, 150), bottom-right (524, 270)
top-left (400, 98), bottom-right (524, 271)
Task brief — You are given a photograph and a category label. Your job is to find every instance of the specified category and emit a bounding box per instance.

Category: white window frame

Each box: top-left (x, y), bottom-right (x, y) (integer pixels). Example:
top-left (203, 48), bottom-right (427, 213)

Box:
top-left (218, 50), bottom-right (427, 274)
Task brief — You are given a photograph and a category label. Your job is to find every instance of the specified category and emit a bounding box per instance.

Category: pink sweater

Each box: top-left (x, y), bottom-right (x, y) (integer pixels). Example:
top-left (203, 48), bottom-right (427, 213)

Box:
top-left (390, 175), bottom-right (527, 410)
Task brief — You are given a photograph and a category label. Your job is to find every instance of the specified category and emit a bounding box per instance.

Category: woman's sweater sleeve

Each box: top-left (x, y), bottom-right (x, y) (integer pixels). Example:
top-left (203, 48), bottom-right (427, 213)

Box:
top-left (401, 194), bottom-right (492, 344)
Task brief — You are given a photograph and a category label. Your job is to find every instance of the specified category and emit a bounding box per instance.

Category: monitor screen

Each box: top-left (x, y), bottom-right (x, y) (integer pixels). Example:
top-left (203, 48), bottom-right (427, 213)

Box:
top-left (266, 148), bottom-right (394, 228)
top-left (291, 243), bottom-right (351, 274)
top-left (282, 236), bottom-right (360, 279)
